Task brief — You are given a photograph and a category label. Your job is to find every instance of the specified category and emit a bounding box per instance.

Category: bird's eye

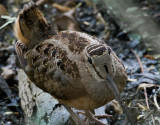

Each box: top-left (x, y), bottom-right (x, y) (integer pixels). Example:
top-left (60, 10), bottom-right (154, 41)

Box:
top-left (88, 57), bottom-right (92, 64)
top-left (57, 61), bottom-right (62, 67)
top-left (108, 47), bottom-right (112, 55)
top-left (104, 65), bottom-right (108, 73)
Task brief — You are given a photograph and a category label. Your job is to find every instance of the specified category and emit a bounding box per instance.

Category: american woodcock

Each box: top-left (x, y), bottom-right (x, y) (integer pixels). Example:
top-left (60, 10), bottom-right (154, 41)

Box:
top-left (14, 1), bottom-right (128, 125)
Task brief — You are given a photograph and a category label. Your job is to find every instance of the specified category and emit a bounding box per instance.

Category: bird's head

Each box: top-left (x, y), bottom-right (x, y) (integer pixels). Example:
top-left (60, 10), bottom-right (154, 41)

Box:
top-left (85, 44), bottom-right (115, 80)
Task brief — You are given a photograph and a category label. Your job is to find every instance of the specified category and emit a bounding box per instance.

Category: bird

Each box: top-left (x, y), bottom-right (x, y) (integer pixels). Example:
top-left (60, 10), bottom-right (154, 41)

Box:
top-left (14, 1), bottom-right (130, 125)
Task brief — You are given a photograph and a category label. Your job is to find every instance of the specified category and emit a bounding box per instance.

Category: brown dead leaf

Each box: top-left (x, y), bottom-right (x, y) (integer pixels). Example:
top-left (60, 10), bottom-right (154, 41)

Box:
top-left (54, 9), bottom-right (80, 31)
top-left (0, 4), bottom-right (8, 15)
top-left (144, 54), bottom-right (155, 60)
top-left (54, 16), bottom-right (80, 31)
top-left (52, 3), bottom-right (72, 12)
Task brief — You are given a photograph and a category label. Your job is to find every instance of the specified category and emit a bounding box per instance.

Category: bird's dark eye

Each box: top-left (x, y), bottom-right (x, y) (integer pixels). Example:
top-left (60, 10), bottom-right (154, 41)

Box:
top-left (104, 65), bottom-right (108, 73)
top-left (108, 47), bottom-right (112, 55)
top-left (88, 57), bottom-right (92, 64)
top-left (57, 61), bottom-right (62, 67)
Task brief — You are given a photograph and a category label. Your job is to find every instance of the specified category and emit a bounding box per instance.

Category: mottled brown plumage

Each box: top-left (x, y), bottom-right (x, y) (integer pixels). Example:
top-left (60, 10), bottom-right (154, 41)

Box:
top-left (14, 1), bottom-right (128, 124)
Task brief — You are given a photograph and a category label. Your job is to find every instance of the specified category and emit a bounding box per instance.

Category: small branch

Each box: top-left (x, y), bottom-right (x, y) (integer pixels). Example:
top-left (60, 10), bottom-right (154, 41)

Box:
top-left (94, 114), bottom-right (112, 118)
top-left (131, 49), bottom-right (144, 73)
top-left (153, 92), bottom-right (160, 110)
top-left (144, 87), bottom-right (150, 109)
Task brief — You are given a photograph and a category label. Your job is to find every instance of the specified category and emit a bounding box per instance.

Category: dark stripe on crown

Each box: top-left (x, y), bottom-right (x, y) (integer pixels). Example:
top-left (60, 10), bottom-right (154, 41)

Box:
top-left (87, 45), bottom-right (106, 56)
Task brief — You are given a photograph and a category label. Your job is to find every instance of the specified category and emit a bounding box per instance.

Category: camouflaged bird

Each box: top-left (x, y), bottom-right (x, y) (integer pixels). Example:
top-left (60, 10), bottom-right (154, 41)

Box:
top-left (14, 1), bottom-right (127, 111)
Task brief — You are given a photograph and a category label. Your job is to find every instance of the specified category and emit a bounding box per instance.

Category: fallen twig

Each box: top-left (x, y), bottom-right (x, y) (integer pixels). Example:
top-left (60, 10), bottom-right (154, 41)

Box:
top-left (131, 49), bottom-right (144, 73)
